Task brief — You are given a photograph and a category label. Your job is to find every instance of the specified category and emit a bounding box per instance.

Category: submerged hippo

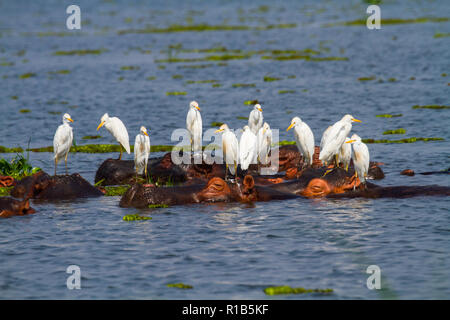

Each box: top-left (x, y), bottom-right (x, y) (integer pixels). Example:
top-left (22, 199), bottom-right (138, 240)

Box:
top-left (119, 175), bottom-right (298, 208)
top-left (0, 197), bottom-right (35, 218)
top-left (11, 171), bottom-right (103, 200)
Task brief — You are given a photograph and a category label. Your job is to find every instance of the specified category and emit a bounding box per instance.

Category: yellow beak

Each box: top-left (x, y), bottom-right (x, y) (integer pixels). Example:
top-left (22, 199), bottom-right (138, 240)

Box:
top-left (346, 140), bottom-right (356, 143)
top-left (68, 118), bottom-right (74, 123)
top-left (286, 123), bottom-right (295, 132)
top-left (144, 131), bottom-right (149, 136)
top-left (196, 106), bottom-right (201, 111)
top-left (97, 121), bottom-right (105, 131)
top-left (257, 107), bottom-right (263, 112)
top-left (215, 129), bottom-right (224, 133)
top-left (352, 118), bottom-right (362, 123)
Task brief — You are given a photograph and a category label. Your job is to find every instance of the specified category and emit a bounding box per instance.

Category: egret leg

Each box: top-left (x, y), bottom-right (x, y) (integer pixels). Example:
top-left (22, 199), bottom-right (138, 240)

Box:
top-left (54, 158), bottom-right (58, 176)
top-left (234, 162), bottom-right (237, 180)
top-left (118, 145), bottom-right (123, 160)
top-left (335, 154), bottom-right (339, 168)
top-left (65, 153), bottom-right (68, 175)
top-left (225, 164), bottom-right (229, 181)
top-left (353, 172), bottom-right (358, 191)
top-left (145, 164), bottom-right (148, 182)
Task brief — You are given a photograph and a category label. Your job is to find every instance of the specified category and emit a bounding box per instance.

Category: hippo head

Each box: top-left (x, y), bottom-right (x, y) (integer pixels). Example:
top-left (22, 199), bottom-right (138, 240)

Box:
top-left (197, 177), bottom-right (232, 202)
top-left (301, 168), bottom-right (360, 198)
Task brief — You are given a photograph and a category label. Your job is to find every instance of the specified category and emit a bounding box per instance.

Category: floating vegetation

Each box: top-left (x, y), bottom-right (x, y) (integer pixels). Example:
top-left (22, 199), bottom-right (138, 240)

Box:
top-left (105, 185), bottom-right (130, 196)
top-left (412, 105), bottom-right (449, 110)
top-left (48, 70), bottom-right (70, 75)
top-left (383, 128), bottom-right (406, 135)
top-left (156, 54), bottom-right (250, 63)
top-left (186, 80), bottom-right (218, 84)
top-left (82, 135), bottom-right (102, 140)
top-left (278, 90), bottom-right (296, 94)
top-left (263, 76), bottom-right (282, 82)
top-left (434, 32), bottom-right (450, 38)
top-left (19, 73), bottom-right (36, 79)
top-left (244, 100), bottom-right (260, 105)
top-left (325, 17), bottom-right (449, 27)
top-left (358, 76), bottom-right (376, 81)
top-left (25, 144), bottom-right (178, 153)
top-left (53, 49), bottom-right (105, 56)
top-left (19, 109), bottom-right (31, 113)
top-left (148, 204), bottom-right (169, 208)
top-left (261, 54), bottom-right (348, 62)
top-left (264, 286), bottom-right (333, 295)
top-left (211, 121), bottom-right (224, 127)
top-left (277, 140), bottom-right (296, 146)
top-left (166, 91), bottom-right (187, 96)
top-left (0, 61), bottom-right (14, 67)
top-left (10, 96), bottom-right (18, 100)
top-left (123, 214), bottom-right (152, 221)
top-left (172, 74), bottom-right (183, 79)
top-left (232, 83), bottom-right (255, 88)
top-left (388, 77), bottom-right (397, 82)
top-left (120, 65), bottom-right (140, 71)
top-left (179, 64), bottom-right (214, 69)
top-left (167, 283), bottom-right (193, 289)
top-left (146, 76), bottom-right (156, 80)
top-left (0, 154), bottom-right (41, 180)
top-left (0, 146), bottom-right (24, 153)
top-left (376, 114), bottom-right (403, 118)
top-left (118, 23), bottom-right (297, 35)
top-left (236, 116), bottom-right (249, 120)
top-left (363, 137), bottom-right (444, 144)
top-left (212, 83), bottom-right (221, 88)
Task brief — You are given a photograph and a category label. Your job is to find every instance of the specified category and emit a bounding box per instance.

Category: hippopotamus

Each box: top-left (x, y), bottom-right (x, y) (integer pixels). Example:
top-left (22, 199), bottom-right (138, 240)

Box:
top-left (0, 197), bottom-right (35, 218)
top-left (11, 171), bottom-right (103, 200)
top-left (119, 175), bottom-right (298, 208)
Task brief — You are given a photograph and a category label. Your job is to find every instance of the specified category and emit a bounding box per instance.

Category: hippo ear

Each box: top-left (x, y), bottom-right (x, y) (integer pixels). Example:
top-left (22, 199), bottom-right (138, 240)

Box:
top-left (243, 175), bottom-right (255, 190)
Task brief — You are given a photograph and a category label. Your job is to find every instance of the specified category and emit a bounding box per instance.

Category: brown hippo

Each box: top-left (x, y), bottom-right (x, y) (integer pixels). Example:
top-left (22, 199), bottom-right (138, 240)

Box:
top-left (119, 175), bottom-right (298, 208)
top-left (11, 171), bottom-right (103, 200)
top-left (0, 197), bottom-right (35, 218)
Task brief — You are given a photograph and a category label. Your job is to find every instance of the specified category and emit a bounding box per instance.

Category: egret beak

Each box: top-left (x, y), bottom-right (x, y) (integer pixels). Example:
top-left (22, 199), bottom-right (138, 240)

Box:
top-left (97, 121), bottom-right (105, 131)
top-left (352, 118), bottom-right (362, 123)
top-left (196, 106), bottom-right (201, 111)
top-left (215, 129), bottom-right (224, 133)
top-left (257, 107), bottom-right (263, 112)
top-left (144, 131), bottom-right (149, 136)
top-left (67, 118), bottom-right (74, 123)
top-left (263, 128), bottom-right (266, 134)
top-left (286, 123), bottom-right (295, 132)
top-left (346, 140), bottom-right (356, 143)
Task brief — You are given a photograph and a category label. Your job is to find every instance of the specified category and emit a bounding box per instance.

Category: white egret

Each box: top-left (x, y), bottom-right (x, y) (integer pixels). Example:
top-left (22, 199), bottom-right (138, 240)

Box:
top-left (286, 116), bottom-right (315, 168)
top-left (53, 113), bottom-right (74, 176)
top-left (346, 134), bottom-right (370, 188)
top-left (320, 125), bottom-right (332, 156)
top-left (319, 114), bottom-right (361, 167)
top-left (186, 100), bottom-right (202, 156)
top-left (134, 126), bottom-right (150, 178)
top-left (248, 104), bottom-right (263, 135)
top-left (215, 124), bottom-right (239, 180)
top-left (256, 122), bottom-right (272, 166)
top-left (339, 137), bottom-right (352, 171)
top-left (239, 125), bottom-right (257, 171)
top-left (97, 113), bottom-right (130, 160)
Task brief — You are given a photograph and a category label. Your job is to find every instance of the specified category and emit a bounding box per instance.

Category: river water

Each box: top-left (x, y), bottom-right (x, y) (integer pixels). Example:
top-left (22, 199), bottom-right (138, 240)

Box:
top-left (0, 0), bottom-right (449, 299)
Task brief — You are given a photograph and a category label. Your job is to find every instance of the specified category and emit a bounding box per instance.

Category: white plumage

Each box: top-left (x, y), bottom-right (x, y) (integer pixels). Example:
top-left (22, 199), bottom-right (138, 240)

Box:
top-left (53, 113), bottom-right (74, 175)
top-left (134, 126), bottom-right (150, 176)
top-left (319, 114), bottom-right (361, 166)
top-left (215, 124), bottom-right (239, 177)
top-left (287, 116), bottom-right (315, 167)
top-left (97, 113), bottom-right (130, 160)
top-left (186, 100), bottom-right (202, 154)
top-left (239, 125), bottom-right (257, 171)
top-left (248, 104), bottom-right (263, 135)
top-left (256, 122), bottom-right (272, 165)
top-left (339, 137), bottom-right (352, 171)
top-left (346, 134), bottom-right (370, 185)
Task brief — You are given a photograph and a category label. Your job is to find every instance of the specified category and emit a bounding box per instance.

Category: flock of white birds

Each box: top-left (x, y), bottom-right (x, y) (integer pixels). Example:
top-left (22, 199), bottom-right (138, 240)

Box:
top-left (53, 101), bottom-right (370, 185)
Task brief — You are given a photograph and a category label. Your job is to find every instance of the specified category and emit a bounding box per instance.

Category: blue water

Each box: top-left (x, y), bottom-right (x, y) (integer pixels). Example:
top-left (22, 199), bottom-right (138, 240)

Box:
top-left (0, 0), bottom-right (449, 299)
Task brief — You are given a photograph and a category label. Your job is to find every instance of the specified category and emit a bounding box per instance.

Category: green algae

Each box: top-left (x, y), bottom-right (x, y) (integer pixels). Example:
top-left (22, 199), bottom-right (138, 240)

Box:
top-left (383, 128), bottom-right (406, 135)
top-left (362, 137), bottom-right (444, 144)
top-left (262, 54), bottom-right (348, 62)
top-left (186, 79), bottom-right (218, 84)
top-left (212, 83), bottom-right (222, 88)
top-left (264, 286), bottom-right (333, 295)
top-left (325, 17), bottom-right (449, 27)
top-left (26, 144), bottom-right (174, 153)
top-left (117, 23), bottom-right (296, 35)
top-left (434, 32), bottom-right (450, 38)
top-left (148, 204), bottom-right (169, 208)
top-left (0, 146), bottom-right (24, 153)
top-left (123, 214), bottom-right (152, 221)
top-left (244, 100), bottom-right (260, 105)
top-left (167, 283), bottom-right (193, 289)
top-left (237, 116), bottom-right (249, 120)
top-left (172, 74), bottom-right (183, 79)
top-left (120, 65), bottom-right (140, 71)
top-left (263, 76), bottom-right (282, 82)
top-left (53, 49), bottom-right (105, 56)
top-left (11, 96), bottom-right (18, 100)
top-left (19, 109), bottom-right (31, 113)
top-left (277, 140), bottom-right (296, 146)
top-left (156, 54), bottom-right (250, 63)
top-left (166, 91), bottom-right (187, 96)
top-left (48, 70), bottom-right (70, 75)
top-left (82, 135), bottom-right (102, 140)
top-left (358, 76), bottom-right (376, 81)
top-left (0, 61), bottom-right (14, 67)
top-left (278, 90), bottom-right (296, 94)
top-left (179, 64), bottom-right (214, 69)
top-left (211, 122), bottom-right (224, 127)
top-left (146, 76), bottom-right (156, 80)
top-left (19, 73), bottom-right (36, 79)
top-left (232, 83), bottom-right (255, 88)
top-left (105, 185), bottom-right (130, 196)
top-left (376, 114), bottom-right (403, 118)
top-left (412, 105), bottom-right (450, 110)
top-left (388, 77), bottom-right (397, 82)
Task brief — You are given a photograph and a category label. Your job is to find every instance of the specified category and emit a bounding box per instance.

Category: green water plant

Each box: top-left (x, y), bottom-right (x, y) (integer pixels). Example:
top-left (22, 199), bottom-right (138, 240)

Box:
top-left (264, 286), bottom-right (333, 295)
top-left (375, 114), bottom-right (403, 118)
top-left (412, 105), bottom-right (449, 109)
top-left (383, 128), bottom-right (406, 135)
top-left (104, 185), bottom-right (130, 196)
top-left (0, 186), bottom-right (13, 196)
top-left (123, 214), bottom-right (152, 221)
top-left (0, 154), bottom-right (41, 180)
top-left (167, 283), bottom-right (193, 289)
top-left (362, 137), bottom-right (444, 144)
